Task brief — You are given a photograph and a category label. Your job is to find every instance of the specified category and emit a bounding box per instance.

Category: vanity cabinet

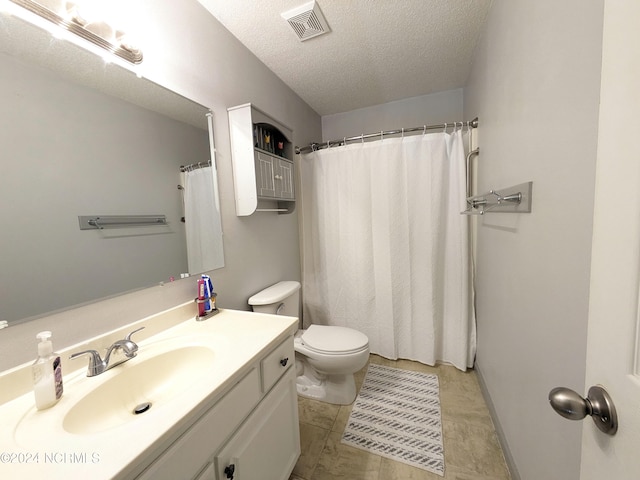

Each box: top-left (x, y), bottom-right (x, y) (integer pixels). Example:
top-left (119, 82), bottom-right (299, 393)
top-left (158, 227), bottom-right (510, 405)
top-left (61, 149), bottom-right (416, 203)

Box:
top-left (135, 336), bottom-right (299, 480)
top-left (228, 103), bottom-right (295, 216)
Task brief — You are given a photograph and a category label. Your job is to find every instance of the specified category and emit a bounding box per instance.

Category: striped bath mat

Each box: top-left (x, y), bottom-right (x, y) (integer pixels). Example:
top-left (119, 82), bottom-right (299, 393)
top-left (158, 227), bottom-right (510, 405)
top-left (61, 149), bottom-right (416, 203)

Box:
top-left (341, 364), bottom-right (444, 476)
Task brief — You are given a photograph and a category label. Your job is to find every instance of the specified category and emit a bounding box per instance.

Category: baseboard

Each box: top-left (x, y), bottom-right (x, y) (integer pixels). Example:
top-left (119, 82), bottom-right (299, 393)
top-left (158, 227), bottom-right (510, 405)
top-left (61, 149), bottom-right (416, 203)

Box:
top-left (474, 363), bottom-right (521, 480)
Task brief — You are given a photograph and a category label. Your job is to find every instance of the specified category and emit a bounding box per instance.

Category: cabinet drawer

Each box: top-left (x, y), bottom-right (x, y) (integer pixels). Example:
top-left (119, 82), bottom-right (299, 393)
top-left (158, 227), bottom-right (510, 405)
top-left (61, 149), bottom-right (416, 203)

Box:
top-left (261, 336), bottom-right (295, 392)
top-left (136, 368), bottom-right (261, 480)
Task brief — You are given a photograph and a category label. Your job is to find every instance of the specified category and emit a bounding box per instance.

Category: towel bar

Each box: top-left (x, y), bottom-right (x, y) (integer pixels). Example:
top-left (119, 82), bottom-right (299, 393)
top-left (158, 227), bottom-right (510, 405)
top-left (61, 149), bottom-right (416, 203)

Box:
top-left (78, 215), bottom-right (168, 230)
top-left (461, 182), bottom-right (533, 215)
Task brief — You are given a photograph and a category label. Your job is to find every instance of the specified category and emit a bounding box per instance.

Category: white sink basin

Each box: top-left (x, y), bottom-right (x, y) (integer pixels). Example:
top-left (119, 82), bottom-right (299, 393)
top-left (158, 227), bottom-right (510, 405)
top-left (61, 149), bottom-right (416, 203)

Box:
top-left (62, 346), bottom-right (215, 434)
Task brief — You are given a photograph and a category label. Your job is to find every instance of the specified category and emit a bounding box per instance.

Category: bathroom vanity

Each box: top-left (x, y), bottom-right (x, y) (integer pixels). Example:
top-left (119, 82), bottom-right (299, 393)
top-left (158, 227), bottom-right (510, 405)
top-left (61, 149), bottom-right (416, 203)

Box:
top-left (0, 305), bottom-right (300, 480)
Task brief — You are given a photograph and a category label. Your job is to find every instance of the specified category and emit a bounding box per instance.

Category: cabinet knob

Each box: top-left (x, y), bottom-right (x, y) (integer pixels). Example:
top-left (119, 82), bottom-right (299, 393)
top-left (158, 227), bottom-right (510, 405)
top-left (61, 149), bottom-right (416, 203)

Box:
top-left (280, 357), bottom-right (289, 367)
top-left (274, 174), bottom-right (283, 180)
top-left (224, 464), bottom-right (235, 479)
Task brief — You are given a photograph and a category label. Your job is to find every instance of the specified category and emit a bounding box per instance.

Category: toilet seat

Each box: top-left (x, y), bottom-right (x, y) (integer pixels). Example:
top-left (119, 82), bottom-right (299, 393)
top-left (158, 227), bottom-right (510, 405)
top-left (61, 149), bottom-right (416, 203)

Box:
top-left (300, 325), bottom-right (369, 355)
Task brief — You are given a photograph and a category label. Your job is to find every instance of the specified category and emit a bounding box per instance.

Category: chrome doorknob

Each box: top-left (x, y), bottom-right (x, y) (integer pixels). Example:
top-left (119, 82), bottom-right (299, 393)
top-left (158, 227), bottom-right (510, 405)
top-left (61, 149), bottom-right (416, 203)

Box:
top-left (548, 387), bottom-right (591, 420)
top-left (548, 385), bottom-right (617, 435)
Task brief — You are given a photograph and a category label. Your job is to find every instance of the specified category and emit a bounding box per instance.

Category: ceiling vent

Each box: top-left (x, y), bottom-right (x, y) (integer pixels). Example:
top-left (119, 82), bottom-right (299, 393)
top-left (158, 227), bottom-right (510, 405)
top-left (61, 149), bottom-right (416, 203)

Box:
top-left (281, 1), bottom-right (331, 42)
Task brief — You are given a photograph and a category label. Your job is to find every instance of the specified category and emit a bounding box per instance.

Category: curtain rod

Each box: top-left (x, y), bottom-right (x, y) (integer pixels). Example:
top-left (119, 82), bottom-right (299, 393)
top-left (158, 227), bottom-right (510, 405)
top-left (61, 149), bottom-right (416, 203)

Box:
top-left (180, 160), bottom-right (212, 172)
top-left (296, 117), bottom-right (478, 154)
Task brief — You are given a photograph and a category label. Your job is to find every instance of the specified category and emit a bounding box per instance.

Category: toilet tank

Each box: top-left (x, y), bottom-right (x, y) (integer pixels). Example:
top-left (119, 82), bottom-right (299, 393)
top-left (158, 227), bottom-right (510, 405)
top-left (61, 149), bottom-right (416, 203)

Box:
top-left (248, 281), bottom-right (300, 316)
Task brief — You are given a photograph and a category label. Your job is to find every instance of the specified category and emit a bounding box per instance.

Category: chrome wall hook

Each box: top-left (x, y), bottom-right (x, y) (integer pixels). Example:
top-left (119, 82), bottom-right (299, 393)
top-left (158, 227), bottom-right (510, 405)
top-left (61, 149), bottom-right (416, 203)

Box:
top-left (489, 190), bottom-right (522, 205)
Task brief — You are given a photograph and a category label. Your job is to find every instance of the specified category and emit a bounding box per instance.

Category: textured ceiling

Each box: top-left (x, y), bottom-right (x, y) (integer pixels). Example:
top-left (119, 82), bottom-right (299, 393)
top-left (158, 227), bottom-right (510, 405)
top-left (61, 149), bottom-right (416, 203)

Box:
top-left (197, 0), bottom-right (492, 116)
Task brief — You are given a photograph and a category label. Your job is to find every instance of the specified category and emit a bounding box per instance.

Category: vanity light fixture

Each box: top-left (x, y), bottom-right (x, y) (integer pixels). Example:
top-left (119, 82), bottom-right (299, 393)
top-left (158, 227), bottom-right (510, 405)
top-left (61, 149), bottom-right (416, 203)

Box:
top-left (7, 0), bottom-right (143, 64)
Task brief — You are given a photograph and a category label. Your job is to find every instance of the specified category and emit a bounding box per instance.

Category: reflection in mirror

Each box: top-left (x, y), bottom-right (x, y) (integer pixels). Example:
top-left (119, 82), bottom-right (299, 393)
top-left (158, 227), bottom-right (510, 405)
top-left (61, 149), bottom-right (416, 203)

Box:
top-left (0, 12), bottom-right (224, 327)
top-left (181, 158), bottom-right (224, 274)
top-left (8, 0), bottom-right (144, 64)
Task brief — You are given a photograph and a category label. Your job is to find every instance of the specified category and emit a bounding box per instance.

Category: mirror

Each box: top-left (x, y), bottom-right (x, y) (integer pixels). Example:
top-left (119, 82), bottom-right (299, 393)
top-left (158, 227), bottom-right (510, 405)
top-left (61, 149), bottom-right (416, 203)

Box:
top-left (0, 11), bottom-right (224, 326)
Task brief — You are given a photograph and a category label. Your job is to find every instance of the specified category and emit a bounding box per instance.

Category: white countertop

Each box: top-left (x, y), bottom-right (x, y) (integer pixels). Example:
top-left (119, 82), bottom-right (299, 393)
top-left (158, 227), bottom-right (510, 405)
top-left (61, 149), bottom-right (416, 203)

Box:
top-left (0, 304), bottom-right (297, 479)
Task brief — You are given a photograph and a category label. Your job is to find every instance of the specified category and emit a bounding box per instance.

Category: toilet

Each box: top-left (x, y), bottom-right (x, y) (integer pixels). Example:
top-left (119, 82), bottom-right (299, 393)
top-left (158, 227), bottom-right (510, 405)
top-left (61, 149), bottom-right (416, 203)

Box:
top-left (249, 281), bottom-right (369, 405)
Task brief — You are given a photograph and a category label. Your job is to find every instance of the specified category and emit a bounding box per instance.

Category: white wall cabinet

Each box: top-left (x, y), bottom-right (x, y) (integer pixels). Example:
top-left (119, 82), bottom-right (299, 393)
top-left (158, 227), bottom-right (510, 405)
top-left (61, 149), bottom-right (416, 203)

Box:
top-left (228, 104), bottom-right (295, 215)
top-left (136, 336), bottom-right (299, 480)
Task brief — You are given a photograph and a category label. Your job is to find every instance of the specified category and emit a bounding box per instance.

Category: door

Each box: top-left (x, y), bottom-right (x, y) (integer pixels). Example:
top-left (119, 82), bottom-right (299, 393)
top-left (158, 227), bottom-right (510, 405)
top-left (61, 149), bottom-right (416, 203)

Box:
top-left (255, 151), bottom-right (276, 198)
top-left (274, 158), bottom-right (295, 200)
top-left (215, 369), bottom-right (300, 480)
top-left (581, 1), bottom-right (640, 477)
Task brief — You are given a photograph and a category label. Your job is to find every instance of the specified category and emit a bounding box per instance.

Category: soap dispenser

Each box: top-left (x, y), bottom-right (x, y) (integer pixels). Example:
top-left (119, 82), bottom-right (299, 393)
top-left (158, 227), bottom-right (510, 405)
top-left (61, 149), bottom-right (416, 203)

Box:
top-left (32, 331), bottom-right (63, 410)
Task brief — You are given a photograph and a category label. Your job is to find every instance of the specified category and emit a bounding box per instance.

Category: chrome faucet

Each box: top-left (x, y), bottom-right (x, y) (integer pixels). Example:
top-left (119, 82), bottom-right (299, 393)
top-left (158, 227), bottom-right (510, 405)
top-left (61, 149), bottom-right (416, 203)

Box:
top-left (70, 327), bottom-right (145, 377)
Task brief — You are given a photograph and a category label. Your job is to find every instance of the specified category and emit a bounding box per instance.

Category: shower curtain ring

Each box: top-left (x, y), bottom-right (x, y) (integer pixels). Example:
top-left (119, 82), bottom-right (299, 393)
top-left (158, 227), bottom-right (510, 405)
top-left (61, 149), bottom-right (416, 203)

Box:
top-left (444, 123), bottom-right (448, 133)
top-left (423, 125), bottom-right (426, 135)
top-left (401, 128), bottom-right (404, 138)
top-left (380, 131), bottom-right (384, 142)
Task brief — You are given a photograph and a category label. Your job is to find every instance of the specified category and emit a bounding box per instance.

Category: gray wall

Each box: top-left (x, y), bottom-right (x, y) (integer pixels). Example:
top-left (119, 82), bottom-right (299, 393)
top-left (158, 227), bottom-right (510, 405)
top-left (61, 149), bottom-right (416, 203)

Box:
top-left (0, 0), bottom-right (321, 371)
top-left (463, 1), bottom-right (604, 478)
top-left (130, 0), bottom-right (322, 309)
top-left (321, 89), bottom-right (463, 141)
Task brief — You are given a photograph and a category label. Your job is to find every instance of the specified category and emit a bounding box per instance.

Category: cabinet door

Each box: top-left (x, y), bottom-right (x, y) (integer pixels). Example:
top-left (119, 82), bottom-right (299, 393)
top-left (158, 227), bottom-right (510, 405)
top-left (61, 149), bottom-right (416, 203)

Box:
top-left (215, 369), bottom-right (300, 480)
top-left (195, 463), bottom-right (216, 480)
top-left (136, 369), bottom-right (261, 480)
top-left (274, 158), bottom-right (294, 200)
top-left (255, 151), bottom-right (276, 198)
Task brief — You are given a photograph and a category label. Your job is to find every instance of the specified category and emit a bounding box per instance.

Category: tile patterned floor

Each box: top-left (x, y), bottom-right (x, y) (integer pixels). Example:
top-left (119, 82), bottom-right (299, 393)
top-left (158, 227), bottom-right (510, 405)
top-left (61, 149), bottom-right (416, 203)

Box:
top-left (289, 355), bottom-right (511, 480)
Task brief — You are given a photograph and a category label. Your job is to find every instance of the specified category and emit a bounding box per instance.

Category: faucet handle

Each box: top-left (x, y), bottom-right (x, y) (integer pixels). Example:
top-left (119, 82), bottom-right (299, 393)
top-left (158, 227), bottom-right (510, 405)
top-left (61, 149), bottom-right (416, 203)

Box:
top-left (125, 326), bottom-right (145, 342)
top-left (69, 349), bottom-right (104, 377)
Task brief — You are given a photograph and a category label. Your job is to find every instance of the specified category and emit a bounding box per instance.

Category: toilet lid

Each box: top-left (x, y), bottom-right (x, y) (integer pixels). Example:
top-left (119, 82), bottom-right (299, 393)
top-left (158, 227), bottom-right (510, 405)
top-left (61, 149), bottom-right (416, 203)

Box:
top-left (301, 325), bottom-right (369, 354)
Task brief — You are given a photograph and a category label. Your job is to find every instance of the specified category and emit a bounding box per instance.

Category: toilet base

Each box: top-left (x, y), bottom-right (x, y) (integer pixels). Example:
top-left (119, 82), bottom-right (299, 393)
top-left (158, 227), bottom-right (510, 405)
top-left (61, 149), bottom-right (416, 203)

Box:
top-left (296, 372), bottom-right (357, 405)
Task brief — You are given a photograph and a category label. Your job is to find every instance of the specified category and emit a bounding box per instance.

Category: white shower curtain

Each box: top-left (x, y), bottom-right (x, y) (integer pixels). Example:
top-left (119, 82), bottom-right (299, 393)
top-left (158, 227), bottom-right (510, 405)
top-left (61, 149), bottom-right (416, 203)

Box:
top-left (300, 130), bottom-right (476, 370)
top-left (183, 166), bottom-right (223, 274)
